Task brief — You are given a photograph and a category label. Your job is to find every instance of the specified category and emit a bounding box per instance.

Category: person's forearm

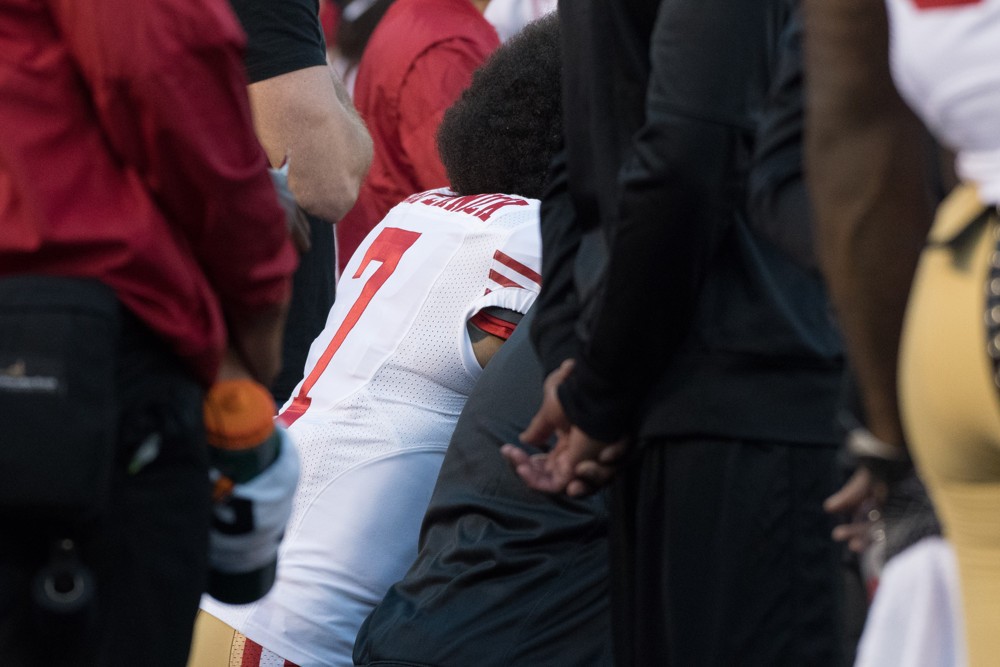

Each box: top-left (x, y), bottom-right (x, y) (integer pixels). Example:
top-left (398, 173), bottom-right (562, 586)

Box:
top-left (560, 0), bottom-right (777, 441)
top-left (559, 117), bottom-right (735, 441)
top-left (248, 64), bottom-right (373, 223)
top-left (804, 0), bottom-right (935, 447)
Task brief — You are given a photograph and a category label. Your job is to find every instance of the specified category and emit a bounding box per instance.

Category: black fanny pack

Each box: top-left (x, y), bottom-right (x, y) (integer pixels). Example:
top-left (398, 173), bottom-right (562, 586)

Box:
top-left (0, 276), bottom-right (120, 524)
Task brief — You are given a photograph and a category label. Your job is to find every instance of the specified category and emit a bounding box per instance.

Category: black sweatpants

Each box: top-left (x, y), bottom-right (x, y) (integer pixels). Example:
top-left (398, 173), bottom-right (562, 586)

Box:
top-left (611, 438), bottom-right (843, 667)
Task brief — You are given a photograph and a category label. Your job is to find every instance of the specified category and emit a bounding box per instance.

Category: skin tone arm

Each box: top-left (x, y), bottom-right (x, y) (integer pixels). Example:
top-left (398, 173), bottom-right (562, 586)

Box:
top-left (468, 328), bottom-right (505, 368)
top-left (468, 307), bottom-right (524, 368)
top-left (248, 64), bottom-right (373, 224)
top-left (227, 302), bottom-right (290, 388)
top-left (805, 0), bottom-right (934, 452)
top-left (802, 0), bottom-right (935, 537)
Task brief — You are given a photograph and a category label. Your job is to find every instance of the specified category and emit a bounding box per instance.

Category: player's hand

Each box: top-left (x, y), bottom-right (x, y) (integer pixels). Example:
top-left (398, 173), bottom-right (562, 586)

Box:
top-left (500, 359), bottom-right (628, 496)
top-left (824, 467), bottom-right (888, 553)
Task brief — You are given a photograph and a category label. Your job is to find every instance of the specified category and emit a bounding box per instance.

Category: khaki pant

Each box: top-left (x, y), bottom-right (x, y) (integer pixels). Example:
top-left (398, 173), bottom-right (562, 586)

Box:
top-left (186, 611), bottom-right (288, 667)
top-left (900, 184), bottom-right (1000, 667)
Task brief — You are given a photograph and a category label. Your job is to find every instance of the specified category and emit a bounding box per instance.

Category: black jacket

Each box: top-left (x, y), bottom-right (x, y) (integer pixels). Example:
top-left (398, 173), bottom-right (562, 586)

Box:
top-left (531, 0), bottom-right (843, 444)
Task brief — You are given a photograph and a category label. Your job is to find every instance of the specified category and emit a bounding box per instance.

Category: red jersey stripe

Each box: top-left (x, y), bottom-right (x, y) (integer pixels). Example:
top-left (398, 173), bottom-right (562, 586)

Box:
top-left (488, 269), bottom-right (525, 290)
top-left (277, 396), bottom-right (311, 428)
top-left (241, 638), bottom-right (264, 667)
top-left (469, 310), bottom-right (517, 340)
top-left (493, 250), bottom-right (542, 285)
top-left (911, 0), bottom-right (981, 7)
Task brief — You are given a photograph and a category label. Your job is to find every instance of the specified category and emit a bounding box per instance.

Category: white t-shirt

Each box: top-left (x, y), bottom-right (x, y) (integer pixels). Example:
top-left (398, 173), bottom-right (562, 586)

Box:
top-left (886, 0), bottom-right (1000, 203)
top-left (201, 189), bottom-right (542, 667)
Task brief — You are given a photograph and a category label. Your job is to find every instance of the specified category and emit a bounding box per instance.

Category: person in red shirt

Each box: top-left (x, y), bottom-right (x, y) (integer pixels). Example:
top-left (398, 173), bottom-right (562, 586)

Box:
top-left (0, 0), bottom-right (297, 664)
top-left (335, 0), bottom-right (499, 271)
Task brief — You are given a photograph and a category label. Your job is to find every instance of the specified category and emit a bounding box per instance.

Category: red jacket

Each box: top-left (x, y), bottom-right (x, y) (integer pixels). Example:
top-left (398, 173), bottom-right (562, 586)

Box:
top-left (335, 0), bottom-right (499, 271)
top-left (0, 0), bottom-right (297, 384)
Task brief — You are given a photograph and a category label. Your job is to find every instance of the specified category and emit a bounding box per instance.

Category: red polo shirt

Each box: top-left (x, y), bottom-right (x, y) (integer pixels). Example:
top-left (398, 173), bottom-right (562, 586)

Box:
top-left (0, 0), bottom-right (297, 384)
top-left (335, 0), bottom-right (499, 271)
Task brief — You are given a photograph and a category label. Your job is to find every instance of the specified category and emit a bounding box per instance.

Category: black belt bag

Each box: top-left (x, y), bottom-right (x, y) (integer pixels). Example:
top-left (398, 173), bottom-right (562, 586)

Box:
top-left (0, 276), bottom-right (120, 523)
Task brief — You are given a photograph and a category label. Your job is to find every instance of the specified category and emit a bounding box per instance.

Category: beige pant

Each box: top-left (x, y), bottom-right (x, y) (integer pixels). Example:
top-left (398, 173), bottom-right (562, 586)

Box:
top-left (186, 611), bottom-right (292, 667)
top-left (900, 184), bottom-right (1000, 667)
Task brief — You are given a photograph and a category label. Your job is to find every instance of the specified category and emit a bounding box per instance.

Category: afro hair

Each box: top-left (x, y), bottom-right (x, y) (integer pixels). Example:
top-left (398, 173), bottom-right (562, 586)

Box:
top-left (436, 13), bottom-right (562, 200)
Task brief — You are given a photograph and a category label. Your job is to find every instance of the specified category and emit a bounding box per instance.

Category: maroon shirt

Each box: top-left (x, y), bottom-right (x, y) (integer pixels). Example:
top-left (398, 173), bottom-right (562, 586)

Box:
top-left (0, 0), bottom-right (297, 384)
top-left (335, 0), bottom-right (499, 271)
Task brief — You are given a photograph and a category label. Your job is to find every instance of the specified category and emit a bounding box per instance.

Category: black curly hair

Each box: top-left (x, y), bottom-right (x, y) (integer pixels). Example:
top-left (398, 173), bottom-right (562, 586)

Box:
top-left (436, 13), bottom-right (561, 200)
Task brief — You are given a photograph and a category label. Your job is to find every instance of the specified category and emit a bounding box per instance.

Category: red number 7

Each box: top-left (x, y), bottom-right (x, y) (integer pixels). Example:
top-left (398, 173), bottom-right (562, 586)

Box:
top-left (279, 227), bottom-right (421, 426)
top-left (910, 0), bottom-right (981, 9)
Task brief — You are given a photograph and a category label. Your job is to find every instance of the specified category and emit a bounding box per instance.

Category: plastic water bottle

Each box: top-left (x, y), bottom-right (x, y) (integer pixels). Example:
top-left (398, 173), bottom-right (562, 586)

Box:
top-left (203, 379), bottom-right (297, 604)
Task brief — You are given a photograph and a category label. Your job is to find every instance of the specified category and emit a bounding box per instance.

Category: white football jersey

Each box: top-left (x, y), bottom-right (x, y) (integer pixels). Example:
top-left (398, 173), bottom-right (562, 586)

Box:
top-left (886, 0), bottom-right (1000, 203)
top-left (201, 189), bottom-right (542, 667)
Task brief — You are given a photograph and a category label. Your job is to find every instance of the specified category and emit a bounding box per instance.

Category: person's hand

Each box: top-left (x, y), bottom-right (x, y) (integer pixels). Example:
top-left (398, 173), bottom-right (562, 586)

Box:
top-left (500, 359), bottom-right (628, 496)
top-left (824, 466), bottom-right (888, 553)
top-left (216, 348), bottom-right (255, 382)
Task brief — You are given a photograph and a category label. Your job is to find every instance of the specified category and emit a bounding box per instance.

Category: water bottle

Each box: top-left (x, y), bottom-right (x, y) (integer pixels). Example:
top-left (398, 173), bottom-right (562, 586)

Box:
top-left (203, 379), bottom-right (298, 604)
